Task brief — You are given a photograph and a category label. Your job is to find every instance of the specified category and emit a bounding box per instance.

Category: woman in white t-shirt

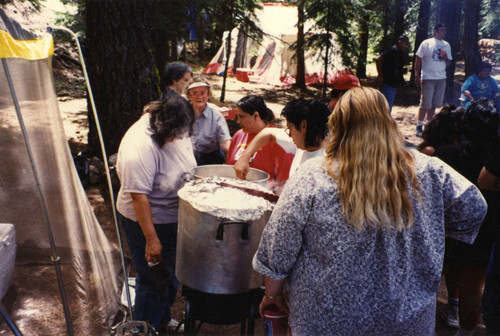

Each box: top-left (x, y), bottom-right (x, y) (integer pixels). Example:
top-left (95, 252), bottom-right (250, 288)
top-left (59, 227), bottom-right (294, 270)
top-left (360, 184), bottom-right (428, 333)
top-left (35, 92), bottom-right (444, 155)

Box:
top-left (116, 96), bottom-right (197, 331)
top-left (234, 98), bottom-right (331, 181)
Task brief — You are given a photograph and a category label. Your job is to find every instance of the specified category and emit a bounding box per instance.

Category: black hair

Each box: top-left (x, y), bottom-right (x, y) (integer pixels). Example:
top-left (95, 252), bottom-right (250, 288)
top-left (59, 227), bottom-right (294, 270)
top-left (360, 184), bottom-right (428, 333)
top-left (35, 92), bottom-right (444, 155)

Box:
top-left (236, 95), bottom-right (275, 123)
top-left (146, 96), bottom-right (195, 147)
top-left (281, 98), bottom-right (331, 148)
top-left (458, 99), bottom-right (499, 179)
top-left (418, 104), bottom-right (464, 151)
top-left (434, 22), bottom-right (446, 30)
top-left (477, 62), bottom-right (493, 74)
top-left (162, 62), bottom-right (192, 88)
top-left (397, 35), bottom-right (409, 43)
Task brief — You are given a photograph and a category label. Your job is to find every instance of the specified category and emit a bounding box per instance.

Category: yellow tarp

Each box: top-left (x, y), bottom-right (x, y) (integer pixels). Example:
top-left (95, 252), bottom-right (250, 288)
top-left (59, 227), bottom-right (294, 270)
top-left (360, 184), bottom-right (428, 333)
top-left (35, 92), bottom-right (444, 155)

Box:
top-left (0, 29), bottom-right (53, 60)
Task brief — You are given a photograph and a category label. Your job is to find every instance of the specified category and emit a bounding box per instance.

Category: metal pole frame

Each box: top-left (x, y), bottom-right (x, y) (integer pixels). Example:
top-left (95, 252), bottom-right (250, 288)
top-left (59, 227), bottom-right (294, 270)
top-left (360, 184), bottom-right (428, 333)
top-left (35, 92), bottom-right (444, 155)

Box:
top-left (24, 25), bottom-right (135, 320)
top-left (2, 57), bottom-right (74, 335)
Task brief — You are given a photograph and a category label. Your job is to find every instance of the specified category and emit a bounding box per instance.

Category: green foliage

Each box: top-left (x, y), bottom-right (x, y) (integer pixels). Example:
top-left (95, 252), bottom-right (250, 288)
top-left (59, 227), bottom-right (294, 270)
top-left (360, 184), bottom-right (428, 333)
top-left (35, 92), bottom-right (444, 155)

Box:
top-left (480, 0), bottom-right (500, 39)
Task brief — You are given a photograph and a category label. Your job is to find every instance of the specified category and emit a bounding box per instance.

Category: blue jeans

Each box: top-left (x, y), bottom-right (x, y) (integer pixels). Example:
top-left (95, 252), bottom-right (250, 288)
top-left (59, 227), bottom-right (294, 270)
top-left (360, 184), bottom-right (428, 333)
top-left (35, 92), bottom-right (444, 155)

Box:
top-left (482, 242), bottom-right (500, 335)
top-left (379, 83), bottom-right (397, 111)
top-left (119, 213), bottom-right (179, 330)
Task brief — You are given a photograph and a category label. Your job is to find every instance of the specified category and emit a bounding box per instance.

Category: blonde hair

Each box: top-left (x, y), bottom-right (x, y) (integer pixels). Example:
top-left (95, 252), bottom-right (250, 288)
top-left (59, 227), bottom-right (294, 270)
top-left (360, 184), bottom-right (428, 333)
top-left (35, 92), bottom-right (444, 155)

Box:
top-left (325, 87), bottom-right (420, 231)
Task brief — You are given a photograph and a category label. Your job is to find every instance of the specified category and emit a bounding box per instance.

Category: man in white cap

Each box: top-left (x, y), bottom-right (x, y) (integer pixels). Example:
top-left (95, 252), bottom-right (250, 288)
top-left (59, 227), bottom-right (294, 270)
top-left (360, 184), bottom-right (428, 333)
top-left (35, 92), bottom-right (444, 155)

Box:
top-left (186, 74), bottom-right (231, 165)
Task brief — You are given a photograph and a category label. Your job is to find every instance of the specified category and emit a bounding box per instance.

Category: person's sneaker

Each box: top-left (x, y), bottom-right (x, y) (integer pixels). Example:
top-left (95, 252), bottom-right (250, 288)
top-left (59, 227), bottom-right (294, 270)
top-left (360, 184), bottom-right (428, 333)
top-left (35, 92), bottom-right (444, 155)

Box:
top-left (416, 124), bottom-right (423, 137)
top-left (445, 302), bottom-right (460, 328)
top-left (166, 318), bottom-right (184, 334)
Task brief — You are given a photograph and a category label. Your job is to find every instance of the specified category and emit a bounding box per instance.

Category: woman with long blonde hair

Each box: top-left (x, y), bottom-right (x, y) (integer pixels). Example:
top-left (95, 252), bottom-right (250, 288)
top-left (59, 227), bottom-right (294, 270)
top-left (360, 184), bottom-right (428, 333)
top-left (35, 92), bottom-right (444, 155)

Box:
top-left (253, 87), bottom-right (486, 335)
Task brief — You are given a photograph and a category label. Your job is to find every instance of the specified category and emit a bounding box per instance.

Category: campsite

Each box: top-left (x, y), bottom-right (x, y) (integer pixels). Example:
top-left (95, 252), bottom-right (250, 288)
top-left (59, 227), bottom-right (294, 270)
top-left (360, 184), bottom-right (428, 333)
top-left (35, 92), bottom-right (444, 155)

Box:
top-left (1, 0), bottom-right (499, 335)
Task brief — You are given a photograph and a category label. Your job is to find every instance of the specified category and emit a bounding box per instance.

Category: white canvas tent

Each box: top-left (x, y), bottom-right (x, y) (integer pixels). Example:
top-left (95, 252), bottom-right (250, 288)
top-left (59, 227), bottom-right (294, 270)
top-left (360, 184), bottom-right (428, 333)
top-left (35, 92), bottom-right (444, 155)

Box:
top-left (0, 9), bottom-right (123, 335)
top-left (202, 2), bottom-right (344, 86)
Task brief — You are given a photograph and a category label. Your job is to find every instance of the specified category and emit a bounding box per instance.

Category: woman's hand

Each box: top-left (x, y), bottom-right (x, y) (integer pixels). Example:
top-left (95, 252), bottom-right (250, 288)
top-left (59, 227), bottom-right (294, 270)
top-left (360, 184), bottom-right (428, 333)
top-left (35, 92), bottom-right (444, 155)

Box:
top-left (145, 236), bottom-right (162, 264)
top-left (131, 192), bottom-right (163, 264)
top-left (260, 277), bottom-right (288, 317)
top-left (259, 295), bottom-right (289, 318)
top-left (234, 153), bottom-right (251, 180)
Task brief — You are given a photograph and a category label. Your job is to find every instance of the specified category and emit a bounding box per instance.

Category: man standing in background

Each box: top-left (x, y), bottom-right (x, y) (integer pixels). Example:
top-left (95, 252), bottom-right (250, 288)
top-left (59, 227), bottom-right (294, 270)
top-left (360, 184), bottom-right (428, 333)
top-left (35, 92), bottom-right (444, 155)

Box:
top-left (414, 23), bottom-right (452, 137)
top-left (376, 35), bottom-right (409, 112)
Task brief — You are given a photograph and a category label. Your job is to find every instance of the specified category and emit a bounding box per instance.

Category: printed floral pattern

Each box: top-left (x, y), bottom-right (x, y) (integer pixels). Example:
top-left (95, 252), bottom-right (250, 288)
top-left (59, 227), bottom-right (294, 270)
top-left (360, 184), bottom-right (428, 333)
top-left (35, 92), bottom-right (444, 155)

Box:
top-left (253, 150), bottom-right (486, 335)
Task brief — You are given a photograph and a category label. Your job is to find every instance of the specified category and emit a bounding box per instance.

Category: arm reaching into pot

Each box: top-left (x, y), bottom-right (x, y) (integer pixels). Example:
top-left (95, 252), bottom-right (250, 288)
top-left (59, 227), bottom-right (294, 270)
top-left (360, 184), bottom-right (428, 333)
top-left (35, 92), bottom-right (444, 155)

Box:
top-left (234, 128), bottom-right (295, 180)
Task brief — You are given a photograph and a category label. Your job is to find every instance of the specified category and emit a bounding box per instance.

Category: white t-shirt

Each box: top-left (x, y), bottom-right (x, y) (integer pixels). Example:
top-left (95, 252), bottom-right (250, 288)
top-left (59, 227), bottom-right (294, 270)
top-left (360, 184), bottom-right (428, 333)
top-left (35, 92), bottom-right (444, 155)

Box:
top-left (116, 114), bottom-right (197, 223)
top-left (272, 128), bottom-right (325, 177)
top-left (416, 37), bottom-right (452, 80)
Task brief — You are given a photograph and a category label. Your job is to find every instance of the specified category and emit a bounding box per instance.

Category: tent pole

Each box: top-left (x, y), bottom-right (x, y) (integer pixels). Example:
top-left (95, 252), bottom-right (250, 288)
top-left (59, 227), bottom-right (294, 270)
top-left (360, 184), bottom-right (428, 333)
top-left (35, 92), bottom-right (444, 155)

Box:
top-left (2, 58), bottom-right (75, 336)
top-left (27, 25), bottom-right (135, 320)
top-left (0, 303), bottom-right (23, 336)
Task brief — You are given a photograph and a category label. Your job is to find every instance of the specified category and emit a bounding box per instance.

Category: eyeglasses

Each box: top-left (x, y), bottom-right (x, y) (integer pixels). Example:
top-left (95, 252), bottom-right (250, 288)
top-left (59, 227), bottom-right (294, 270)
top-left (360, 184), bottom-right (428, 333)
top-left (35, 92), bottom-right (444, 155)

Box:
top-left (284, 125), bottom-right (292, 136)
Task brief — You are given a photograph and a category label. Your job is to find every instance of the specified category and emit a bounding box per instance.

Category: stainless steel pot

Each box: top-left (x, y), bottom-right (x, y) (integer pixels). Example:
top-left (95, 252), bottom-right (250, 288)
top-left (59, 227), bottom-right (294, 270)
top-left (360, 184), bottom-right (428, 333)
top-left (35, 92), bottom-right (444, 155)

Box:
top-left (191, 165), bottom-right (269, 186)
top-left (176, 182), bottom-right (272, 294)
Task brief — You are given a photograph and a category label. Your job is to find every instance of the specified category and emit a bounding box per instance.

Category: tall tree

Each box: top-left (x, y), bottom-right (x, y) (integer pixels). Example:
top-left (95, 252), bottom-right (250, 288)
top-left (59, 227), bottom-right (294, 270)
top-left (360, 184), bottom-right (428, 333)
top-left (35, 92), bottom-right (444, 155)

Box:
top-left (85, 0), bottom-right (160, 156)
top-left (463, 0), bottom-right (482, 77)
top-left (410, 0), bottom-right (431, 86)
top-left (394, 0), bottom-right (409, 40)
top-left (150, 0), bottom-right (189, 73)
top-left (480, 0), bottom-right (500, 39)
top-left (304, 0), bottom-right (355, 71)
top-left (295, 0), bottom-right (306, 89)
top-left (378, 0), bottom-right (392, 53)
top-left (439, 0), bottom-right (463, 104)
top-left (356, 11), bottom-right (370, 78)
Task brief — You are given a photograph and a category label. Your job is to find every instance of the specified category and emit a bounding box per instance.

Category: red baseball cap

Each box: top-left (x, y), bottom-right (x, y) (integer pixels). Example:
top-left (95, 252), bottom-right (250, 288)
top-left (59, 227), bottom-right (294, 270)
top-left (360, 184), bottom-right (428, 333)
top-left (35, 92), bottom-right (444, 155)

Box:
top-left (332, 74), bottom-right (361, 90)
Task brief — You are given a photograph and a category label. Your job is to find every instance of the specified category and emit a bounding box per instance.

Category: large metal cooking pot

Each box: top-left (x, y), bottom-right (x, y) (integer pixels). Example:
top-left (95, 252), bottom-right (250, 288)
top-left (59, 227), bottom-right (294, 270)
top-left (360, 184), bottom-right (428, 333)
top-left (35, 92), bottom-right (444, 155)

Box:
top-left (176, 180), bottom-right (272, 294)
top-left (191, 164), bottom-right (269, 186)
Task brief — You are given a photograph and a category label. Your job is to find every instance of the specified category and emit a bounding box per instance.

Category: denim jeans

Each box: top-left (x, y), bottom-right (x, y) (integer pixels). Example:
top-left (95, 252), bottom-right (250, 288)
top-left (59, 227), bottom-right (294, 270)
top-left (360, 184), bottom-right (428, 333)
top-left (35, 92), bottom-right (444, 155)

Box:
top-left (379, 83), bottom-right (397, 111)
top-left (119, 213), bottom-right (179, 330)
top-left (482, 242), bottom-right (500, 335)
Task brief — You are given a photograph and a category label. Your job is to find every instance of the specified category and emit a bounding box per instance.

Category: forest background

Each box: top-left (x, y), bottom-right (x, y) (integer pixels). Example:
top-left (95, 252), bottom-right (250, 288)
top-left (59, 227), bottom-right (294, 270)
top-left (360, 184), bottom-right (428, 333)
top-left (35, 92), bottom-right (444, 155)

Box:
top-left (3, 0), bottom-right (498, 158)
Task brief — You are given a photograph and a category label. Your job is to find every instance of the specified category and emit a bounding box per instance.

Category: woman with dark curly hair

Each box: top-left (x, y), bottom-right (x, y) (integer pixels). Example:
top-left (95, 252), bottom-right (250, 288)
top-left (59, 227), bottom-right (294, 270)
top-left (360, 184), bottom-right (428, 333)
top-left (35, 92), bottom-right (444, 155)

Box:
top-left (115, 96), bottom-right (196, 332)
top-left (417, 104), bottom-right (464, 155)
top-left (425, 99), bottom-right (500, 334)
top-left (226, 95), bottom-right (294, 188)
top-left (233, 98), bottom-right (331, 180)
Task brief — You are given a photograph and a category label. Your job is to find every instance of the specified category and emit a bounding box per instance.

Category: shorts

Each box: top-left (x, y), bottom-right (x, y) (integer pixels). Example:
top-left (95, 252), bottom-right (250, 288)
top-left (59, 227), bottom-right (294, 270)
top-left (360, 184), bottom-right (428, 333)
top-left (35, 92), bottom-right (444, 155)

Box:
top-left (420, 79), bottom-right (446, 109)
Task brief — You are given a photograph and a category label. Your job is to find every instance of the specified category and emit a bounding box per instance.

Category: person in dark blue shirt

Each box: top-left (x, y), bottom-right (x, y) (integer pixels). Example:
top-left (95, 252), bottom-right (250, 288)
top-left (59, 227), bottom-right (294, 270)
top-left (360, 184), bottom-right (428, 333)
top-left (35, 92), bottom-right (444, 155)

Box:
top-left (376, 35), bottom-right (409, 111)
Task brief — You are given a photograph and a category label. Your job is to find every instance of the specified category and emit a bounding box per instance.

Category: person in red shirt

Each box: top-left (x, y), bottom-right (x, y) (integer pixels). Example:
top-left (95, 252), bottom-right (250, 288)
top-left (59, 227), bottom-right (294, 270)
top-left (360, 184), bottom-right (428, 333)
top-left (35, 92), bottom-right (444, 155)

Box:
top-left (226, 95), bottom-right (294, 191)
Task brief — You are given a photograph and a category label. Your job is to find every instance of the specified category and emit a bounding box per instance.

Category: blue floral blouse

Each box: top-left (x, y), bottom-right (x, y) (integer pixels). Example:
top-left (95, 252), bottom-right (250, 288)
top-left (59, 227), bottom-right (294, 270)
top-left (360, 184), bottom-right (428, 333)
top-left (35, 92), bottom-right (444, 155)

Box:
top-left (253, 150), bottom-right (486, 335)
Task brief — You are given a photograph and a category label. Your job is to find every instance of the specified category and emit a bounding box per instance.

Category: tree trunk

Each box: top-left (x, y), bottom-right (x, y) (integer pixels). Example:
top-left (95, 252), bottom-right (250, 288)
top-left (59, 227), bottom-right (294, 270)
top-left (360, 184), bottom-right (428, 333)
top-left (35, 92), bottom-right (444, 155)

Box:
top-left (379, 0), bottom-right (391, 53)
top-left (322, 3), bottom-right (333, 98)
top-left (439, 0), bottom-right (463, 104)
top-left (410, 0), bottom-right (431, 86)
top-left (196, 8), bottom-right (205, 60)
top-left (394, 0), bottom-right (408, 41)
top-left (356, 14), bottom-right (369, 79)
top-left (152, 29), bottom-right (169, 77)
top-left (220, 30), bottom-right (231, 102)
top-left (85, 0), bottom-right (160, 156)
top-left (295, 1), bottom-right (306, 89)
top-left (463, 0), bottom-right (482, 77)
